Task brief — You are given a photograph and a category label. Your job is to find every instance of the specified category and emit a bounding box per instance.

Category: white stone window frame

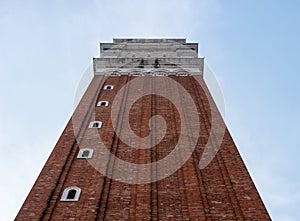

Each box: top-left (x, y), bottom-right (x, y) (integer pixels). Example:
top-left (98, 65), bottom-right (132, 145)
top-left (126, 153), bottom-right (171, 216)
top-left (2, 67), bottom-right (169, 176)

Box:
top-left (77, 148), bottom-right (94, 159)
top-left (61, 186), bottom-right (81, 202)
top-left (88, 121), bottom-right (102, 129)
top-left (97, 101), bottom-right (109, 107)
top-left (103, 85), bottom-right (114, 90)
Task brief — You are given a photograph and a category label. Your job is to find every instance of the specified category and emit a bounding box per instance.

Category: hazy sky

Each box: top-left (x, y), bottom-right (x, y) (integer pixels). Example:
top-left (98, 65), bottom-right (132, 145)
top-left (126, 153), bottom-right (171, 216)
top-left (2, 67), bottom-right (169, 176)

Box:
top-left (1, 0), bottom-right (300, 220)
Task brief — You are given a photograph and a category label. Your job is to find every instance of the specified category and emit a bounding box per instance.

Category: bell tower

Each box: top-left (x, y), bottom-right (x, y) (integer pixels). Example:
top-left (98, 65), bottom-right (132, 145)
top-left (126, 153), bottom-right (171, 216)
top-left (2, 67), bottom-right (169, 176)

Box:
top-left (16, 39), bottom-right (271, 220)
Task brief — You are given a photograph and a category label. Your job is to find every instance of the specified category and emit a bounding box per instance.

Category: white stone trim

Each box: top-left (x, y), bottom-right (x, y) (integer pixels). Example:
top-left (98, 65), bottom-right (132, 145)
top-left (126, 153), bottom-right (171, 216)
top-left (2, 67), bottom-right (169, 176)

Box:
top-left (95, 67), bottom-right (201, 76)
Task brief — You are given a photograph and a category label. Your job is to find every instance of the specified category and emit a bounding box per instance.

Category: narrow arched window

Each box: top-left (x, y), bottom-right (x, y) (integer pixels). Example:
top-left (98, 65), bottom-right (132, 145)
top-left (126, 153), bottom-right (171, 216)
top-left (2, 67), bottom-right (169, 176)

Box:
top-left (82, 150), bottom-right (90, 157)
top-left (104, 85), bottom-right (114, 90)
top-left (88, 121), bottom-right (102, 128)
top-left (61, 186), bottom-right (81, 201)
top-left (77, 148), bottom-right (94, 159)
top-left (97, 101), bottom-right (109, 107)
top-left (67, 189), bottom-right (77, 199)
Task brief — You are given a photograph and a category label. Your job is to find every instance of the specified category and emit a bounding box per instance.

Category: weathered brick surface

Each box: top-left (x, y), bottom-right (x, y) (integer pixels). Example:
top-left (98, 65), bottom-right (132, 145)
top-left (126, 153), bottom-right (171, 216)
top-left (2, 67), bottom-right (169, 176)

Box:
top-left (16, 75), bottom-right (271, 221)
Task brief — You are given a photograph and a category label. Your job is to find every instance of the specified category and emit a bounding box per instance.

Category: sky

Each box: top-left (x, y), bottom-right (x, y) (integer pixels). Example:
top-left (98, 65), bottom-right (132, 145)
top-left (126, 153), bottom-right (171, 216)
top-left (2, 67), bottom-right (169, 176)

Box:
top-left (0, 0), bottom-right (299, 220)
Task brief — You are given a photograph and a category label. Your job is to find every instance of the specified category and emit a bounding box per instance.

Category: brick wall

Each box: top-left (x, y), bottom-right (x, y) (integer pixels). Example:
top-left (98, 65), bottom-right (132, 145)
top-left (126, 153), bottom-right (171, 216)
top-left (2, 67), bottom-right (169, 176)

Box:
top-left (16, 75), bottom-right (271, 221)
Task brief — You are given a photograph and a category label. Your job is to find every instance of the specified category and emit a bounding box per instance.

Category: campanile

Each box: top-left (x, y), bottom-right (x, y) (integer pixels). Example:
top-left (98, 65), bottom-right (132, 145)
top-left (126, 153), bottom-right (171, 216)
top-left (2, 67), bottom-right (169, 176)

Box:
top-left (16, 39), bottom-right (271, 220)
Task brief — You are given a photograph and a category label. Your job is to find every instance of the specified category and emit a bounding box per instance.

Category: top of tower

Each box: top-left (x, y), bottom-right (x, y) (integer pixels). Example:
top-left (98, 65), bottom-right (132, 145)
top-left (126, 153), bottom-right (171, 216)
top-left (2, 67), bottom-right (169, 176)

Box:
top-left (99, 38), bottom-right (198, 58)
top-left (112, 38), bottom-right (187, 44)
top-left (94, 38), bottom-right (202, 75)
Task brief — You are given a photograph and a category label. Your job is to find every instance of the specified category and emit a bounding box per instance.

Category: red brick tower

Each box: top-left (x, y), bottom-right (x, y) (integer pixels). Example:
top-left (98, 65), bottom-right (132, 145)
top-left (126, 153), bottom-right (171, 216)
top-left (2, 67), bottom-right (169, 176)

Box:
top-left (16, 39), bottom-right (271, 220)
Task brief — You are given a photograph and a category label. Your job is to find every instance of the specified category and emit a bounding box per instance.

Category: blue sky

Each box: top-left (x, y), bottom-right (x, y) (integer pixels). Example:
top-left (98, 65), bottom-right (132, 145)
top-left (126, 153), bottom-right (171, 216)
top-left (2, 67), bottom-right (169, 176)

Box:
top-left (0, 0), bottom-right (299, 220)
